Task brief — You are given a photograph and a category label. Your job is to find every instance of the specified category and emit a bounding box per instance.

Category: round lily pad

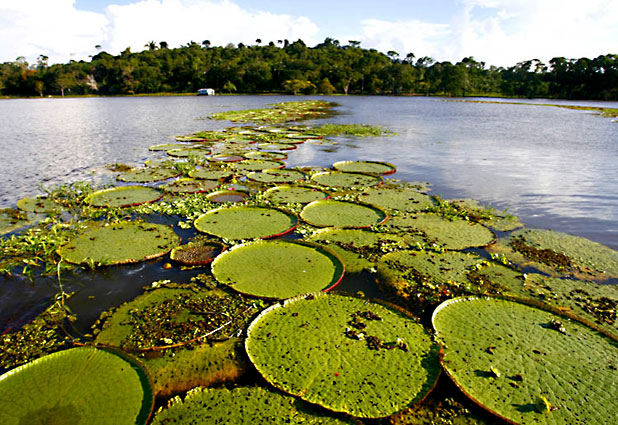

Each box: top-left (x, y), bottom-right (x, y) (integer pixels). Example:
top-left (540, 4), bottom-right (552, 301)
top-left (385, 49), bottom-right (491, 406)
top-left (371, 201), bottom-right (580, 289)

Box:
top-left (194, 206), bottom-right (297, 240)
top-left (245, 293), bottom-right (441, 418)
top-left (166, 147), bottom-right (211, 158)
top-left (206, 190), bottom-right (250, 203)
top-left (207, 154), bottom-right (244, 163)
top-left (0, 347), bottom-right (153, 425)
top-left (0, 209), bottom-right (31, 234)
top-left (309, 228), bottom-right (422, 250)
top-left (86, 186), bottom-right (163, 208)
top-left (188, 168), bottom-right (234, 181)
top-left (170, 240), bottom-right (225, 266)
top-left (118, 167), bottom-right (179, 183)
top-left (300, 200), bottom-right (388, 228)
top-left (163, 178), bottom-right (219, 194)
top-left (310, 171), bottom-right (383, 189)
top-left (333, 160), bottom-right (396, 175)
top-left (244, 151), bottom-right (288, 161)
top-left (58, 221), bottom-right (180, 266)
top-left (246, 168), bottom-right (306, 184)
top-left (151, 386), bottom-right (353, 425)
top-left (432, 296), bottom-right (618, 425)
top-left (232, 159), bottom-right (285, 172)
top-left (257, 142), bottom-right (297, 151)
top-left (16, 196), bottom-right (59, 213)
top-left (385, 213), bottom-right (495, 250)
top-left (148, 143), bottom-right (187, 151)
top-left (358, 187), bottom-right (436, 213)
top-left (211, 240), bottom-right (344, 299)
top-left (507, 228), bottom-right (618, 278)
top-left (263, 185), bottom-right (329, 204)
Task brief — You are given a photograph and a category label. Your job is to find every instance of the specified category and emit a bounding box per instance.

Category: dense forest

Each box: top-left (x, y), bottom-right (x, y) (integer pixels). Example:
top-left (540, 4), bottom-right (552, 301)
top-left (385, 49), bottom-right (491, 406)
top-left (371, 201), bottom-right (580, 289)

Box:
top-left (1, 38), bottom-right (617, 100)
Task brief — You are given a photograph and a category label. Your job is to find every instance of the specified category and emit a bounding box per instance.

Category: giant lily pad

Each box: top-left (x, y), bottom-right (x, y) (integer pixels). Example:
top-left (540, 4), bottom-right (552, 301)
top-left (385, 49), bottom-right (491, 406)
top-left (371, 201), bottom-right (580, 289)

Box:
top-left (163, 178), bottom-right (219, 194)
top-left (194, 206), bottom-right (297, 240)
top-left (432, 296), bottom-right (618, 425)
top-left (0, 208), bottom-right (31, 234)
top-left (246, 168), bottom-right (306, 184)
top-left (16, 196), bottom-right (59, 213)
top-left (310, 171), bottom-right (383, 189)
top-left (300, 200), bottom-right (387, 228)
top-left (188, 168), bottom-right (234, 181)
top-left (58, 221), bottom-right (179, 266)
top-left (264, 185), bottom-right (329, 204)
top-left (309, 228), bottom-right (422, 251)
top-left (148, 143), bottom-right (187, 151)
top-left (358, 187), bottom-right (436, 213)
top-left (86, 186), bottom-right (163, 207)
top-left (244, 151), bottom-right (288, 161)
top-left (383, 213), bottom-right (495, 250)
top-left (151, 386), bottom-right (353, 425)
top-left (206, 190), bottom-right (250, 203)
top-left (505, 228), bottom-right (618, 279)
top-left (245, 293), bottom-right (441, 418)
top-left (257, 142), bottom-right (297, 151)
top-left (118, 167), bottom-right (179, 183)
top-left (232, 159), bottom-right (285, 172)
top-left (211, 240), bottom-right (344, 299)
top-left (94, 287), bottom-right (255, 396)
top-left (166, 147), bottom-right (211, 158)
top-left (333, 160), bottom-right (396, 175)
top-left (0, 347), bottom-right (153, 425)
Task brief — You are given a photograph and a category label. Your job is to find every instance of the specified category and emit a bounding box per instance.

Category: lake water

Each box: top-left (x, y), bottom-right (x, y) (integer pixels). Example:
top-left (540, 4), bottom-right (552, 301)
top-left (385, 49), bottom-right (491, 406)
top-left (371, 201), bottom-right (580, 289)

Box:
top-left (1, 95), bottom-right (617, 250)
top-left (1, 94), bottom-right (617, 332)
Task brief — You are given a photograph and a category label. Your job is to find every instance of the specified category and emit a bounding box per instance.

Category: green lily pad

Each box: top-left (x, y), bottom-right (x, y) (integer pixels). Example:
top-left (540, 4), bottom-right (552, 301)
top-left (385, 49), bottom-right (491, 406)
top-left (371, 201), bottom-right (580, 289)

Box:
top-left (86, 186), bottom-right (163, 207)
top-left (170, 240), bottom-right (225, 265)
top-left (207, 154), bottom-right (244, 163)
top-left (247, 168), bottom-right (307, 184)
top-left (450, 199), bottom-right (523, 232)
top-left (206, 190), bottom-right (250, 203)
top-left (188, 168), bottom-right (234, 181)
top-left (300, 200), bottom-right (388, 228)
top-left (58, 221), bottom-right (180, 266)
top-left (118, 167), bottom-right (179, 183)
top-left (318, 244), bottom-right (375, 274)
top-left (309, 228), bottom-right (422, 251)
top-left (166, 147), bottom-right (211, 157)
top-left (224, 137), bottom-right (256, 145)
top-left (194, 206), bottom-right (297, 240)
top-left (0, 347), bottom-right (153, 425)
top-left (263, 185), bottom-right (330, 204)
top-left (245, 292), bottom-right (441, 418)
top-left (383, 213), bottom-right (495, 250)
top-left (232, 159), bottom-right (285, 172)
top-left (163, 178), bottom-right (219, 193)
top-left (333, 160), bottom-right (396, 175)
top-left (151, 386), bottom-right (353, 425)
top-left (16, 196), bottom-right (59, 213)
top-left (0, 208), bottom-right (31, 234)
top-left (506, 228), bottom-right (618, 279)
top-left (148, 143), bottom-right (187, 151)
top-left (212, 240), bottom-right (344, 299)
top-left (310, 171), bottom-right (383, 189)
top-left (358, 187), bottom-right (436, 213)
top-left (376, 250), bottom-right (487, 315)
top-left (94, 287), bottom-right (256, 397)
top-left (432, 296), bottom-right (618, 425)
top-left (257, 142), bottom-right (298, 151)
top-left (244, 151), bottom-right (288, 161)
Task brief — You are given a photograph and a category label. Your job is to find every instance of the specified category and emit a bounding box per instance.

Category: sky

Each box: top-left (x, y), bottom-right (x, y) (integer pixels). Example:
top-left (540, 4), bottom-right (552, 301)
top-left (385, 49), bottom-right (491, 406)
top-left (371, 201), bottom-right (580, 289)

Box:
top-left (1, 0), bottom-right (617, 68)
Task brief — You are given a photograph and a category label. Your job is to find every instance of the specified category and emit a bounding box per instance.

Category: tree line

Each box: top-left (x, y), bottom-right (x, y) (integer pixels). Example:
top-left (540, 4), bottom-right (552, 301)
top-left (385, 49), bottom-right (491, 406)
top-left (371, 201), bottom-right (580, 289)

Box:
top-left (1, 38), bottom-right (616, 100)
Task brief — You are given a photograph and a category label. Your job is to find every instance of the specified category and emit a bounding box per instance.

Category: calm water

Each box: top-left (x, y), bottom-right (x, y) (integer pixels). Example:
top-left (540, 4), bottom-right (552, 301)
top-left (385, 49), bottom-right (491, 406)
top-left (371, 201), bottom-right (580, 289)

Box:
top-left (1, 95), bottom-right (617, 331)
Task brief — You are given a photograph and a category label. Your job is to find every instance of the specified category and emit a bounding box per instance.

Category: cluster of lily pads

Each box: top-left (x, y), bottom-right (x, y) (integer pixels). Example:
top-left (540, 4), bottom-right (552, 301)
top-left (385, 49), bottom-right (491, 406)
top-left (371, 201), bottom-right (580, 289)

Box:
top-left (1, 100), bottom-right (618, 424)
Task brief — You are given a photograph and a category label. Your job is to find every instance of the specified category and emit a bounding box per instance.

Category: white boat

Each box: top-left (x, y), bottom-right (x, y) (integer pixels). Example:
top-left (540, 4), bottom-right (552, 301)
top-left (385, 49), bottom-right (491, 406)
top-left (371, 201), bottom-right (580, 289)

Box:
top-left (197, 88), bottom-right (215, 95)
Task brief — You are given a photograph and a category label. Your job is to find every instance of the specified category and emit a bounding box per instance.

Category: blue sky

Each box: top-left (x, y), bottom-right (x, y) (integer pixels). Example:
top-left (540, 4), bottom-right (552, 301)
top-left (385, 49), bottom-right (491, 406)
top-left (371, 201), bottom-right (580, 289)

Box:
top-left (2, 0), bottom-right (618, 67)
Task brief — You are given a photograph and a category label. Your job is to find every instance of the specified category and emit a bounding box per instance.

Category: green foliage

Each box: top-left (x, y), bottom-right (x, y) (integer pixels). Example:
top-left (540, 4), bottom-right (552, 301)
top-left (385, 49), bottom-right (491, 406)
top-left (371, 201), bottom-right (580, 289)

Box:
top-left (332, 160), bottom-right (396, 175)
top-left (432, 297), bottom-right (618, 425)
top-left (245, 292), bottom-right (441, 418)
top-left (310, 171), bottom-right (383, 189)
top-left (358, 187), bottom-right (436, 213)
top-left (300, 200), bottom-right (387, 228)
top-left (86, 186), bottom-right (163, 207)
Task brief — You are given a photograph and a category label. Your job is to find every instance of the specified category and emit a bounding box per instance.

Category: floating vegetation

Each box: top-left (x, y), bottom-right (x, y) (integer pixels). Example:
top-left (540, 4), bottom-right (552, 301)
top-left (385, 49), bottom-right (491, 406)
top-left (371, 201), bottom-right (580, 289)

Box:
top-left (117, 166), bottom-right (179, 183)
top-left (86, 186), bottom-right (163, 208)
top-left (310, 123), bottom-right (391, 137)
top-left (151, 386), bottom-right (354, 424)
top-left (166, 147), bottom-right (211, 158)
top-left (263, 185), bottom-right (329, 204)
top-left (358, 187), bottom-right (436, 213)
top-left (246, 168), bottom-right (307, 184)
top-left (432, 297), bottom-right (618, 425)
top-left (0, 347), bottom-right (154, 425)
top-left (188, 168), bottom-right (234, 181)
top-left (257, 141), bottom-right (298, 151)
top-left (310, 171), bottom-right (383, 189)
top-left (163, 178), bottom-right (219, 194)
top-left (209, 100), bottom-right (337, 123)
top-left (243, 150), bottom-right (288, 161)
top-left (333, 160), bottom-right (396, 175)
top-left (300, 200), bottom-right (388, 228)
top-left (232, 159), bottom-right (285, 172)
top-left (16, 196), bottom-right (59, 213)
top-left (206, 189), bottom-right (250, 204)
top-left (309, 228), bottom-right (418, 254)
top-left (58, 221), bottom-right (180, 266)
top-left (245, 293), bottom-right (441, 418)
top-left (0, 208), bottom-right (31, 235)
top-left (211, 240), bottom-right (344, 299)
top-left (170, 239), bottom-right (225, 266)
top-left (194, 206), bottom-right (297, 240)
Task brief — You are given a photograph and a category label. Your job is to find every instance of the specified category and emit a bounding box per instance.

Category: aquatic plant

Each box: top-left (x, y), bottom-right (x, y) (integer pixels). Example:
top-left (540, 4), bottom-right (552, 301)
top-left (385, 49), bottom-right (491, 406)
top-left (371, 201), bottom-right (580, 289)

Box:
top-left (310, 171), bottom-right (383, 189)
top-left (16, 196), bottom-right (60, 213)
top-left (117, 166), bottom-right (180, 183)
top-left (432, 296), bottom-right (618, 424)
top-left (163, 178), bottom-right (219, 194)
top-left (358, 187), bottom-right (436, 213)
top-left (170, 239), bottom-right (225, 266)
top-left (263, 185), bottom-right (329, 204)
top-left (300, 200), bottom-right (388, 228)
top-left (332, 160), bottom-right (396, 175)
top-left (86, 186), bottom-right (163, 208)
top-left (245, 292), bottom-right (441, 418)
top-left (211, 240), bottom-right (344, 299)
top-left (188, 168), bottom-right (234, 181)
top-left (209, 100), bottom-right (337, 123)
top-left (246, 168), bottom-right (307, 184)
top-left (0, 208), bottom-right (31, 235)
